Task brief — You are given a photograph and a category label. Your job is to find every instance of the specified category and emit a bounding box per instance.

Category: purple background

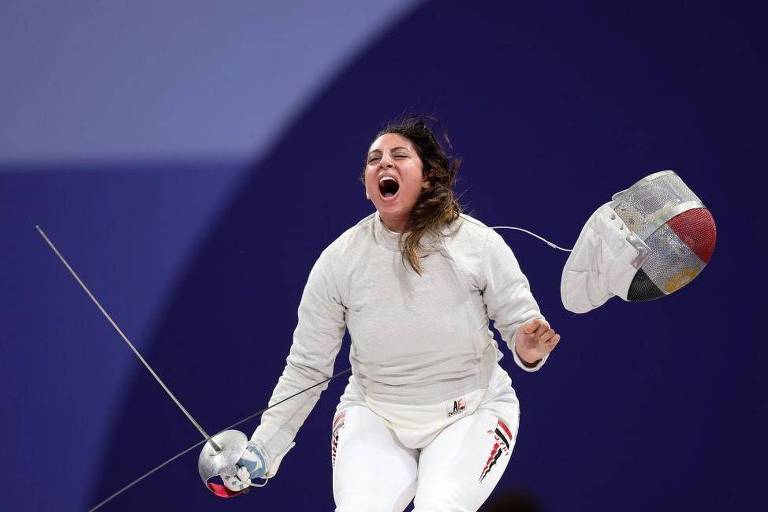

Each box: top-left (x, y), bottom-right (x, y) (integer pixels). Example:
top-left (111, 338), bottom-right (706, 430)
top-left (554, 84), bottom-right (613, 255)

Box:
top-left (1, 1), bottom-right (765, 510)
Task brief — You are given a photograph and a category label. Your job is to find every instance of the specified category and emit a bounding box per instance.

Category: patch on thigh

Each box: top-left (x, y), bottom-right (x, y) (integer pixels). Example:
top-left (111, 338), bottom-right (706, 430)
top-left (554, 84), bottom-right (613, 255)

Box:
top-left (478, 418), bottom-right (513, 482)
top-left (331, 411), bottom-right (346, 468)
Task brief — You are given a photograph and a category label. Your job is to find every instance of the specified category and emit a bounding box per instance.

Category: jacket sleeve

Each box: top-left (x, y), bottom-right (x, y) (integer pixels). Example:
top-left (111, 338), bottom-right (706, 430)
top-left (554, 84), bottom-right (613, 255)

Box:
top-left (250, 246), bottom-right (346, 475)
top-left (481, 230), bottom-right (548, 372)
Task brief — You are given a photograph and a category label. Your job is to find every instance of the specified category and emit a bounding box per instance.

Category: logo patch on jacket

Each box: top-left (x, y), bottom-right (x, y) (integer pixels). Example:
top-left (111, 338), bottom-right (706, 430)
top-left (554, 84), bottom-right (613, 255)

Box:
top-left (447, 398), bottom-right (466, 417)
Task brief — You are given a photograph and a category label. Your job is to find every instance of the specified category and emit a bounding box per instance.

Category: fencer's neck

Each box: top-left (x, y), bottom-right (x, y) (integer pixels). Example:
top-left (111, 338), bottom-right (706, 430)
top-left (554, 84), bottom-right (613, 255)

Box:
top-left (379, 213), bottom-right (407, 234)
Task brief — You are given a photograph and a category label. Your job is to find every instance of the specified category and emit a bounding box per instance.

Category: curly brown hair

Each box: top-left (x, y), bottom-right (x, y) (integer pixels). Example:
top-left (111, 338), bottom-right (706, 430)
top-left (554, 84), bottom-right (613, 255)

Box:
top-left (364, 117), bottom-right (463, 274)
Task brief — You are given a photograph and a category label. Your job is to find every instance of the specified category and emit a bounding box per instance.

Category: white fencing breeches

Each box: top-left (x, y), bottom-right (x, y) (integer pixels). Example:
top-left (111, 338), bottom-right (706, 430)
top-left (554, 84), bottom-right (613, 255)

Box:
top-left (331, 370), bottom-right (519, 512)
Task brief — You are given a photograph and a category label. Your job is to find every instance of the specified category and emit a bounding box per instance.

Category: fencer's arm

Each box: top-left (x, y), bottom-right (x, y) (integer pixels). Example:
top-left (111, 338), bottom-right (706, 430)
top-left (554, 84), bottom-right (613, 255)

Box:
top-left (250, 246), bottom-right (346, 477)
top-left (481, 229), bottom-right (550, 372)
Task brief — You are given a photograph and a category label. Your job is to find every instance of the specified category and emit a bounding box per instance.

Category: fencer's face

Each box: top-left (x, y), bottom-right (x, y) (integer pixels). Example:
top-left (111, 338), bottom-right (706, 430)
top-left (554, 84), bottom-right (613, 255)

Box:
top-left (364, 133), bottom-right (429, 232)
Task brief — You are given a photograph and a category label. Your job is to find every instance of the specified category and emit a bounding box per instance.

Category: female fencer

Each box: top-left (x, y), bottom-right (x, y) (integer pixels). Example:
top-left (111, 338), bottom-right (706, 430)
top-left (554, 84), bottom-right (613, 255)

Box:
top-left (218, 118), bottom-right (561, 512)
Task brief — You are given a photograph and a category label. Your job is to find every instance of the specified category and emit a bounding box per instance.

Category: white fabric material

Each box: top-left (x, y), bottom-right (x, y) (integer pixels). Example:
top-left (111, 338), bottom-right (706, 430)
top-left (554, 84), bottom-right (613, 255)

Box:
top-left (560, 202), bottom-right (642, 313)
top-left (333, 364), bottom-right (519, 511)
top-left (248, 439), bottom-right (294, 479)
top-left (220, 439), bottom-right (271, 490)
top-left (340, 377), bottom-right (488, 450)
top-left (221, 465), bottom-right (254, 492)
top-left (365, 388), bottom-right (487, 449)
top-left (252, 213), bottom-right (544, 472)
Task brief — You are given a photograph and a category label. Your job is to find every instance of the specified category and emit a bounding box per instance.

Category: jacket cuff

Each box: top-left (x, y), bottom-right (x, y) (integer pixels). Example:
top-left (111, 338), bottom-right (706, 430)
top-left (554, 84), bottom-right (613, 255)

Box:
top-left (512, 339), bottom-right (548, 372)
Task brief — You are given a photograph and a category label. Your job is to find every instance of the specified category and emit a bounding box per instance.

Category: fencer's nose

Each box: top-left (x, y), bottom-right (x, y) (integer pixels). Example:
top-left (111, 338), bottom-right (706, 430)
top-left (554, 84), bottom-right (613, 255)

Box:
top-left (379, 154), bottom-right (394, 169)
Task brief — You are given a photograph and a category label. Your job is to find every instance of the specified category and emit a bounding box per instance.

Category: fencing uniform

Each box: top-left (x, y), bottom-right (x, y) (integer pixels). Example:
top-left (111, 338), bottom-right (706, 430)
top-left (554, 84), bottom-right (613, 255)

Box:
top-left (252, 211), bottom-right (548, 511)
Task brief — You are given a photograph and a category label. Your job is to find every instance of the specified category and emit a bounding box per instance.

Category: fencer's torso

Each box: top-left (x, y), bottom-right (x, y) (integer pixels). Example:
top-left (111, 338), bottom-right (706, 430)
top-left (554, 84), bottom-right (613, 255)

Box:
top-left (341, 213), bottom-right (499, 404)
top-left (252, 212), bottom-right (544, 466)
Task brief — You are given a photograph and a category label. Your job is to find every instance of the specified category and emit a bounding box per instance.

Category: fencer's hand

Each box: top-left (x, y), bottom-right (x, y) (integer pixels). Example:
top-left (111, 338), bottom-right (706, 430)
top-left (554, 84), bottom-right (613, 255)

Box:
top-left (514, 318), bottom-right (561, 365)
top-left (221, 441), bottom-right (268, 492)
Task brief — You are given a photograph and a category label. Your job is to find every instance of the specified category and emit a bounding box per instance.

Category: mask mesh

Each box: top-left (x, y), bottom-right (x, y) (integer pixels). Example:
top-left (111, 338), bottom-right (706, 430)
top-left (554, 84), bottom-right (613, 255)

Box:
top-left (613, 172), bottom-right (716, 301)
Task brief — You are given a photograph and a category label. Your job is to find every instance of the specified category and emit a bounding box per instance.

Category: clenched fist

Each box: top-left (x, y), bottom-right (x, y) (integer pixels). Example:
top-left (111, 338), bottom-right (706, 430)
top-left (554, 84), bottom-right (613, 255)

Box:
top-left (514, 318), bottom-right (561, 366)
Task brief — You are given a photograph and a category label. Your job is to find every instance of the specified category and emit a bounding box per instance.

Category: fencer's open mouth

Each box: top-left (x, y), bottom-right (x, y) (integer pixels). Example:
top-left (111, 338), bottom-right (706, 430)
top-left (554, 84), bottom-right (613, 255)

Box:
top-left (379, 176), bottom-right (400, 199)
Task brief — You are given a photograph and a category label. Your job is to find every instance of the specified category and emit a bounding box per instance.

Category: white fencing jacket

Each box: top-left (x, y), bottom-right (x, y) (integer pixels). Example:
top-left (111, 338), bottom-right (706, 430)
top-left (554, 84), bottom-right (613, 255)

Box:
top-left (251, 212), bottom-right (546, 474)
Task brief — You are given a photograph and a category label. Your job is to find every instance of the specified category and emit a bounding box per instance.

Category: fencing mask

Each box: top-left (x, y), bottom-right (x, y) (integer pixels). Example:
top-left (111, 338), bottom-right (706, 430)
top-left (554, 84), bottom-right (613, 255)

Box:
top-left (561, 170), bottom-right (716, 314)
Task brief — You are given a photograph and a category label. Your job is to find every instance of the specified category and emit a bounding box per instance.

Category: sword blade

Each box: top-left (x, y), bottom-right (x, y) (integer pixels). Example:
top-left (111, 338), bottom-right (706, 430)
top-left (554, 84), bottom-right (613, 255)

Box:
top-left (87, 366), bottom-right (351, 511)
top-left (36, 225), bottom-right (220, 452)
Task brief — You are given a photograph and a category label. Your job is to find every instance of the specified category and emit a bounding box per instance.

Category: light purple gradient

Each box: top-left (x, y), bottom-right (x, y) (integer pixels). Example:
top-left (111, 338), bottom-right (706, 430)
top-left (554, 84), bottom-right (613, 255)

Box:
top-left (0, 0), bottom-right (421, 164)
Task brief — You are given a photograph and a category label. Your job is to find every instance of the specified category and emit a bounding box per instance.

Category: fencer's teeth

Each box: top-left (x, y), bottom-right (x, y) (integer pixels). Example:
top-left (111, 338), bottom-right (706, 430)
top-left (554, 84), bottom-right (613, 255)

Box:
top-left (379, 175), bottom-right (397, 184)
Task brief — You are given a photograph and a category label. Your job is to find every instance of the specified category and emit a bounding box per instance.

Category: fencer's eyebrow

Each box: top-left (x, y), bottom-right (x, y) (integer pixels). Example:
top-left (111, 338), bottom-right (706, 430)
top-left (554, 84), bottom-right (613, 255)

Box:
top-left (367, 146), bottom-right (410, 157)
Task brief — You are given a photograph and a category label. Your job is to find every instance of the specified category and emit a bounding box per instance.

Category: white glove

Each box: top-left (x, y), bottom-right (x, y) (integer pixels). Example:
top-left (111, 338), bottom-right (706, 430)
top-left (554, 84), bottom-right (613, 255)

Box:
top-left (221, 441), bottom-right (268, 491)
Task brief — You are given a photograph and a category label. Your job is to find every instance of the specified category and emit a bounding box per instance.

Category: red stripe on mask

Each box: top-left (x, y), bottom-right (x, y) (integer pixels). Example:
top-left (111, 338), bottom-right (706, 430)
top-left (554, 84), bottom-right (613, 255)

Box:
top-left (666, 208), bottom-right (716, 263)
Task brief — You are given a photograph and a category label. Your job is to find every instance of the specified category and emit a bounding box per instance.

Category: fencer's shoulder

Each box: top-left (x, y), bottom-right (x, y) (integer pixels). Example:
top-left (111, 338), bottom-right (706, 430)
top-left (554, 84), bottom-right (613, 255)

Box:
top-left (451, 214), bottom-right (516, 259)
top-left (353, 212), bottom-right (378, 230)
top-left (457, 213), bottom-right (490, 231)
top-left (452, 213), bottom-right (496, 244)
top-left (322, 213), bottom-right (376, 256)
